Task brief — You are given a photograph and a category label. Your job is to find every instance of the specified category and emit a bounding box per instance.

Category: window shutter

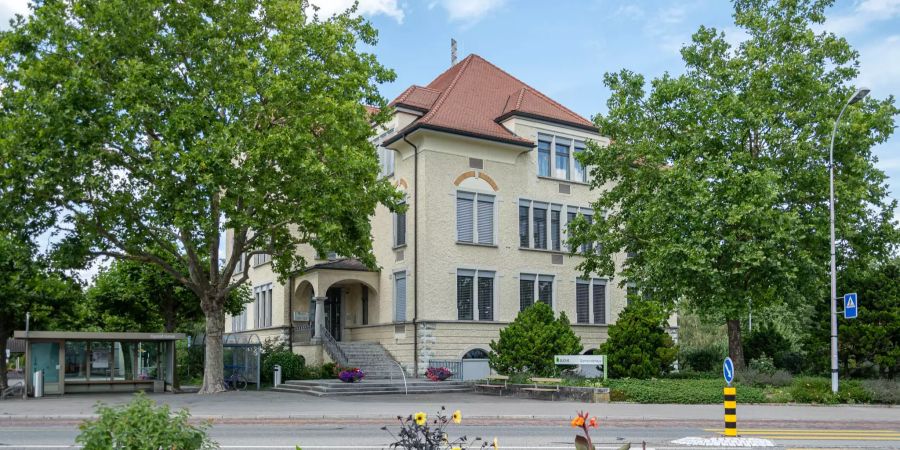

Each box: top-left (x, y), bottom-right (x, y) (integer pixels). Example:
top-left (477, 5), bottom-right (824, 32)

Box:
top-left (477, 272), bottom-right (495, 321)
top-left (477, 194), bottom-right (494, 244)
top-left (266, 288), bottom-right (273, 327)
top-left (576, 280), bottom-right (590, 324)
top-left (394, 272), bottom-right (407, 322)
top-left (519, 275), bottom-right (535, 311)
top-left (551, 205), bottom-right (562, 251)
top-left (519, 202), bottom-right (530, 248)
top-left (457, 270), bottom-right (474, 320)
top-left (395, 210), bottom-right (406, 246)
top-left (533, 202), bottom-right (548, 249)
top-left (537, 275), bottom-right (553, 307)
top-left (456, 192), bottom-right (474, 242)
top-left (593, 280), bottom-right (607, 324)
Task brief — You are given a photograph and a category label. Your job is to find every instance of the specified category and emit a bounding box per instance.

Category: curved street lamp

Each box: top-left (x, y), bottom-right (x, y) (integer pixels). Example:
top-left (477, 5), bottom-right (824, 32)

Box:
top-left (828, 87), bottom-right (869, 394)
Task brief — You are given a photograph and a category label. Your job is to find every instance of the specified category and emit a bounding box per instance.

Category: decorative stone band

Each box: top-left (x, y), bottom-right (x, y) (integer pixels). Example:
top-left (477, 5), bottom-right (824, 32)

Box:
top-left (724, 386), bottom-right (737, 436)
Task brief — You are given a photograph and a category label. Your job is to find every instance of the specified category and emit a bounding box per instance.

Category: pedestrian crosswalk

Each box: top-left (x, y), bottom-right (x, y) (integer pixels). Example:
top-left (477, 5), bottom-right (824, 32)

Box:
top-left (704, 428), bottom-right (900, 441)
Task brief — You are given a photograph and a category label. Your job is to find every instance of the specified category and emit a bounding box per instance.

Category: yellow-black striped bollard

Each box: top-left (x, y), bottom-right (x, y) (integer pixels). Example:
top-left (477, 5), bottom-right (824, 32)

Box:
top-left (724, 386), bottom-right (737, 436)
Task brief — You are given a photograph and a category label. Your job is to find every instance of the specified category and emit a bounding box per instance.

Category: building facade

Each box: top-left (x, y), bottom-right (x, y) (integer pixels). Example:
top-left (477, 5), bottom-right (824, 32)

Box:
top-left (224, 54), bottom-right (644, 376)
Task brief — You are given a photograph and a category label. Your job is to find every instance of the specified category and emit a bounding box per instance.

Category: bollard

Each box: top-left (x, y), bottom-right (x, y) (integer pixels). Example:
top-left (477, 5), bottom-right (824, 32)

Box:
top-left (724, 386), bottom-right (737, 436)
top-left (273, 364), bottom-right (282, 388)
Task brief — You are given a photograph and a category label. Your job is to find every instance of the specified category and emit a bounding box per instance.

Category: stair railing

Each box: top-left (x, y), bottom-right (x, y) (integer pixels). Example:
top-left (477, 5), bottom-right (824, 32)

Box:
top-left (319, 325), bottom-right (349, 367)
top-left (388, 359), bottom-right (408, 395)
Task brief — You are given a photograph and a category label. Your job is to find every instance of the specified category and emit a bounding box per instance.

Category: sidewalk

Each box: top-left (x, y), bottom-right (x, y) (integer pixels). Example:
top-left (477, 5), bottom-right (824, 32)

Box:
top-left (1, 390), bottom-right (897, 425)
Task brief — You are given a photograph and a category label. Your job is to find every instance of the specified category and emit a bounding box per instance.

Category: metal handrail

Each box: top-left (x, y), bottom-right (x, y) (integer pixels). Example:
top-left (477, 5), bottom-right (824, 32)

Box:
top-left (319, 325), bottom-right (349, 367)
top-left (388, 360), bottom-right (408, 395)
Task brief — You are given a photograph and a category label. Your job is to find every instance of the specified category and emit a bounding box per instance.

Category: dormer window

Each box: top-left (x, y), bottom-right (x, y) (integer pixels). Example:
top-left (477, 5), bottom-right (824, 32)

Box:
top-left (537, 133), bottom-right (588, 183)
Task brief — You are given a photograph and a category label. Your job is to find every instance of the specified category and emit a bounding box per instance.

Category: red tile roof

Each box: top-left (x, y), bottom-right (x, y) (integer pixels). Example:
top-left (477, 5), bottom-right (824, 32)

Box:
top-left (385, 54), bottom-right (597, 147)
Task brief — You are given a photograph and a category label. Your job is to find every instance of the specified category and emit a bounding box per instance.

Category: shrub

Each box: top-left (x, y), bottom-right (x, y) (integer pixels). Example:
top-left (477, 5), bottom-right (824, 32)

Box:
top-left (744, 324), bottom-right (797, 371)
top-left (737, 367), bottom-right (793, 388)
top-left (749, 354), bottom-right (777, 374)
top-left (176, 344), bottom-right (204, 384)
top-left (788, 377), bottom-right (873, 404)
top-left (680, 346), bottom-right (724, 372)
top-left (861, 379), bottom-right (900, 404)
top-left (600, 301), bottom-right (677, 379)
top-left (601, 379), bottom-right (766, 404)
top-left (489, 302), bottom-right (582, 376)
top-left (261, 344), bottom-right (305, 383)
top-left (76, 393), bottom-right (214, 450)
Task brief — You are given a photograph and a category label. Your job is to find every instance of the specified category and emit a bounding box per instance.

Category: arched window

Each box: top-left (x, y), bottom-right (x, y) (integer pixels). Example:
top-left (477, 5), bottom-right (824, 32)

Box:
top-left (583, 348), bottom-right (599, 355)
top-left (463, 348), bottom-right (489, 359)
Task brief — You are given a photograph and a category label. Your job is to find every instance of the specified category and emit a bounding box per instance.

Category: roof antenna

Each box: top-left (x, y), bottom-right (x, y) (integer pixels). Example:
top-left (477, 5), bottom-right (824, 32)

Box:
top-left (451, 38), bottom-right (458, 66)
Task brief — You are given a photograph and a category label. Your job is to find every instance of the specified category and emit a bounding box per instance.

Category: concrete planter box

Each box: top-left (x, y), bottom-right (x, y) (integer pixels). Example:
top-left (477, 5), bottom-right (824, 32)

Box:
top-left (474, 383), bottom-right (609, 402)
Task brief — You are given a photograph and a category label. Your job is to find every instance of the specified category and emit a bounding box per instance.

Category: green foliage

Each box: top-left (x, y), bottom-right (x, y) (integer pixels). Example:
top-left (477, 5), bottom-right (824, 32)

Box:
top-left (748, 354), bottom-right (777, 374)
top-left (0, 231), bottom-right (82, 388)
top-left (0, 0), bottom-right (401, 392)
top-left (84, 257), bottom-right (250, 333)
top-left (573, 0), bottom-right (899, 369)
top-left (860, 379), bottom-right (900, 404)
top-left (600, 301), bottom-right (677, 378)
top-left (743, 325), bottom-right (797, 371)
top-left (599, 379), bottom-right (766, 404)
top-left (489, 303), bottom-right (582, 376)
top-left (736, 367), bottom-right (794, 388)
top-left (76, 393), bottom-right (215, 449)
top-left (806, 258), bottom-right (900, 378)
top-left (788, 377), bottom-right (873, 404)
top-left (176, 343), bottom-right (205, 385)
top-left (679, 346), bottom-right (725, 373)
top-left (261, 348), bottom-right (305, 383)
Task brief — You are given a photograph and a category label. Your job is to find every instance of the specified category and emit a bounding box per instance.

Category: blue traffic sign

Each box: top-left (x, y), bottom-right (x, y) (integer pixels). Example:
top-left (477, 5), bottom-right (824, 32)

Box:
top-left (844, 293), bottom-right (858, 319)
top-left (723, 357), bottom-right (735, 385)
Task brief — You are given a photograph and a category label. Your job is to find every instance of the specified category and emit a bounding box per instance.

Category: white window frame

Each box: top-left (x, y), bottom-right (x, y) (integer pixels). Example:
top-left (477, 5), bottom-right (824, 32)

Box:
top-left (536, 132), bottom-right (591, 183)
top-left (518, 273), bottom-right (555, 311)
top-left (575, 278), bottom-right (608, 325)
top-left (253, 283), bottom-right (273, 328)
top-left (456, 269), bottom-right (498, 321)
top-left (393, 270), bottom-right (407, 322)
top-left (253, 253), bottom-right (271, 267)
top-left (564, 205), bottom-right (596, 253)
top-left (456, 190), bottom-right (497, 246)
top-left (231, 304), bottom-right (248, 332)
top-left (519, 199), bottom-right (565, 251)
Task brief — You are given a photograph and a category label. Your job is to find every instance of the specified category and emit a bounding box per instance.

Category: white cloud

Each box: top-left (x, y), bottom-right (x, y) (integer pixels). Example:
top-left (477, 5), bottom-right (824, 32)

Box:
top-left (307, 0), bottom-right (405, 24)
top-left (857, 35), bottom-right (900, 92)
top-left (644, 6), bottom-right (690, 55)
top-left (430, 0), bottom-right (505, 24)
top-left (823, 0), bottom-right (900, 35)
top-left (615, 4), bottom-right (645, 20)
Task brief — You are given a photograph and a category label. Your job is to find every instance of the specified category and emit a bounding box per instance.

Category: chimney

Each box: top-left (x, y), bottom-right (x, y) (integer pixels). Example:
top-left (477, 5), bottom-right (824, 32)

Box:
top-left (451, 38), bottom-right (458, 66)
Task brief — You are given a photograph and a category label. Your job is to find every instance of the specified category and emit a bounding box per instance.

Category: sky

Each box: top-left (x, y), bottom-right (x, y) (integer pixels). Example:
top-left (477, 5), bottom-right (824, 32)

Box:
top-left (303, 0), bottom-right (900, 206)
top-left (0, 0), bottom-right (897, 279)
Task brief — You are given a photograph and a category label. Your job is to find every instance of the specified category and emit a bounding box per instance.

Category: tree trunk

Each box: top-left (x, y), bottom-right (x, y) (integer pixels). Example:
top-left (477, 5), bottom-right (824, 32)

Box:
top-left (0, 333), bottom-right (7, 390)
top-left (162, 293), bottom-right (177, 333)
top-left (726, 319), bottom-right (745, 369)
top-left (198, 303), bottom-right (226, 394)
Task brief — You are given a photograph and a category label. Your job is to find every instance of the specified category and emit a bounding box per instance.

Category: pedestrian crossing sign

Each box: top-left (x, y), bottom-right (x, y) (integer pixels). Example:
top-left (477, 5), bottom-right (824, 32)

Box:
top-left (844, 293), bottom-right (858, 319)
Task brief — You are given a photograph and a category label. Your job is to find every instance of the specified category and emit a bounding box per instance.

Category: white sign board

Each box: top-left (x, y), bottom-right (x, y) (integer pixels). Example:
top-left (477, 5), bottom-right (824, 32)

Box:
top-left (555, 355), bottom-right (605, 365)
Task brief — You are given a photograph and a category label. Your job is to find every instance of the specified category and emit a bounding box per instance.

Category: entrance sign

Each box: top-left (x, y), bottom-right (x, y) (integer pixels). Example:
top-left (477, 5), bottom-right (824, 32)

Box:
top-left (844, 293), bottom-right (858, 319)
top-left (555, 354), bottom-right (607, 380)
top-left (723, 357), bottom-right (735, 385)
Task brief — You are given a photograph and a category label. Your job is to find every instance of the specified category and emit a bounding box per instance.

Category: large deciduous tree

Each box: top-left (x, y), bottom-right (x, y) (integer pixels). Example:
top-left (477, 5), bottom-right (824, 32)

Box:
top-left (572, 0), bottom-right (898, 368)
top-left (0, 232), bottom-right (81, 389)
top-left (0, 0), bottom-right (402, 393)
top-left (84, 255), bottom-right (249, 333)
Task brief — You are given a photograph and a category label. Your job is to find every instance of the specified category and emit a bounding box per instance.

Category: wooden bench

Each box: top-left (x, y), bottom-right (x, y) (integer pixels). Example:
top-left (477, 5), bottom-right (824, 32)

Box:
top-left (522, 377), bottom-right (562, 398)
top-left (475, 375), bottom-right (509, 395)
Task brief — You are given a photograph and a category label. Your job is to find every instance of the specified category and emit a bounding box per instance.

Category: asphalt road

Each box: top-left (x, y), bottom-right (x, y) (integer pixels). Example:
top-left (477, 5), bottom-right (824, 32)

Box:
top-left (1, 422), bottom-right (899, 449)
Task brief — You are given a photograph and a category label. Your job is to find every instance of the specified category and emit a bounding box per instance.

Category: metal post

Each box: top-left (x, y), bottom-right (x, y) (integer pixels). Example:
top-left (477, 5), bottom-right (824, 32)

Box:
top-left (828, 88), bottom-right (869, 394)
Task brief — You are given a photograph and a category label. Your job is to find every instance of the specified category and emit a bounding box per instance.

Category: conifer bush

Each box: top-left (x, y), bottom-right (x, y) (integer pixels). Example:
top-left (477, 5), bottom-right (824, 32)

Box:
top-left (489, 302), bottom-right (582, 376)
top-left (600, 301), bottom-right (677, 379)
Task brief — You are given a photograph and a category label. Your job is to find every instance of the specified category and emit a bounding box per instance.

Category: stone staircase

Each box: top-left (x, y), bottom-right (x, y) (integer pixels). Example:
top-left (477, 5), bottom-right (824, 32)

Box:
top-left (337, 341), bottom-right (403, 379)
top-left (272, 378), bottom-right (472, 396)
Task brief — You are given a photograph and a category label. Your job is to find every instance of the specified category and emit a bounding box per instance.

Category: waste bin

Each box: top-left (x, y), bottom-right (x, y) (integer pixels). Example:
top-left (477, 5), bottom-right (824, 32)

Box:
top-left (273, 365), bottom-right (282, 388)
top-left (33, 370), bottom-right (43, 398)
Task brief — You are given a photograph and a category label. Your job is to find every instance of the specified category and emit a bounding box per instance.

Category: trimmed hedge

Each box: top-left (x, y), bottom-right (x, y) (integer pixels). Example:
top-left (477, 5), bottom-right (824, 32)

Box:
top-left (598, 379), bottom-right (767, 404)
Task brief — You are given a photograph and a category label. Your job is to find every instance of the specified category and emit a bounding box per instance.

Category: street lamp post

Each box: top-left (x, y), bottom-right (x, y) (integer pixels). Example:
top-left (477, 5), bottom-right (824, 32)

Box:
top-left (828, 87), bottom-right (869, 394)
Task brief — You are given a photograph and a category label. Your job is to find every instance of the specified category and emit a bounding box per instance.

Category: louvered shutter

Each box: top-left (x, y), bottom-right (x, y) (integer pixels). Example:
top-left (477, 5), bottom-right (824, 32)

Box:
top-left (394, 272), bottom-right (407, 322)
top-left (457, 270), bottom-right (474, 320)
top-left (519, 274), bottom-right (535, 311)
top-left (576, 280), bottom-right (590, 324)
top-left (456, 192), bottom-right (474, 242)
top-left (593, 280), bottom-right (607, 324)
top-left (477, 194), bottom-right (494, 244)
top-left (477, 272), bottom-right (495, 321)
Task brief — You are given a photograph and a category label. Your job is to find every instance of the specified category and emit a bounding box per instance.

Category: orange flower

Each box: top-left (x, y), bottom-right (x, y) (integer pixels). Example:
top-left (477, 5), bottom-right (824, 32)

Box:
top-left (589, 417), bottom-right (598, 428)
top-left (570, 416), bottom-right (585, 428)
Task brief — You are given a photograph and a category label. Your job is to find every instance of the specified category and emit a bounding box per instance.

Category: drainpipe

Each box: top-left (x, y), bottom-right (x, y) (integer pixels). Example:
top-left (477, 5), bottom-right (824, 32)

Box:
top-left (402, 133), bottom-right (419, 377)
top-left (288, 274), bottom-right (294, 346)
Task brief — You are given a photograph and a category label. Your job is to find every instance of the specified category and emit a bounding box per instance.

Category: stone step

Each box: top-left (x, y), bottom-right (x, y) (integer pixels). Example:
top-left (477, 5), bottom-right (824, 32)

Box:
top-left (272, 384), bottom-right (472, 397)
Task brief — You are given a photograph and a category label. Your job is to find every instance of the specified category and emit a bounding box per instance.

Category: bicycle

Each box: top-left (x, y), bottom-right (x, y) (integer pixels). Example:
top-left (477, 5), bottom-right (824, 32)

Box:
top-left (223, 364), bottom-right (248, 391)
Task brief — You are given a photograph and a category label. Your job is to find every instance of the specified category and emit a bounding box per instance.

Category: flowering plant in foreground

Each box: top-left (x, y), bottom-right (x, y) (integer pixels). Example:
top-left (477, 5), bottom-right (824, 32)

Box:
top-left (337, 368), bottom-right (365, 383)
top-left (383, 406), bottom-right (496, 450)
top-left (425, 367), bottom-right (454, 381)
top-left (570, 411), bottom-right (599, 450)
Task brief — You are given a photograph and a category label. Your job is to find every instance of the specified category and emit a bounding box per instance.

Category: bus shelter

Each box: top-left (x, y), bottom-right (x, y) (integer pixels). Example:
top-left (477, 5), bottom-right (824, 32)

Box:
top-left (14, 331), bottom-right (184, 396)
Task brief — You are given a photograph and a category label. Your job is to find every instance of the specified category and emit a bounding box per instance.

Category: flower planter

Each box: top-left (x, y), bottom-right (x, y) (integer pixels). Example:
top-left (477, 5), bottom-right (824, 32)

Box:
top-left (426, 367), bottom-right (453, 381)
top-left (338, 368), bottom-right (365, 383)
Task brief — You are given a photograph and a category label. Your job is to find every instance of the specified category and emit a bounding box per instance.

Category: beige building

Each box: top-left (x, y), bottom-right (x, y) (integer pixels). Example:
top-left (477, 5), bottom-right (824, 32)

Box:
top-left (225, 54), bottom-right (643, 378)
